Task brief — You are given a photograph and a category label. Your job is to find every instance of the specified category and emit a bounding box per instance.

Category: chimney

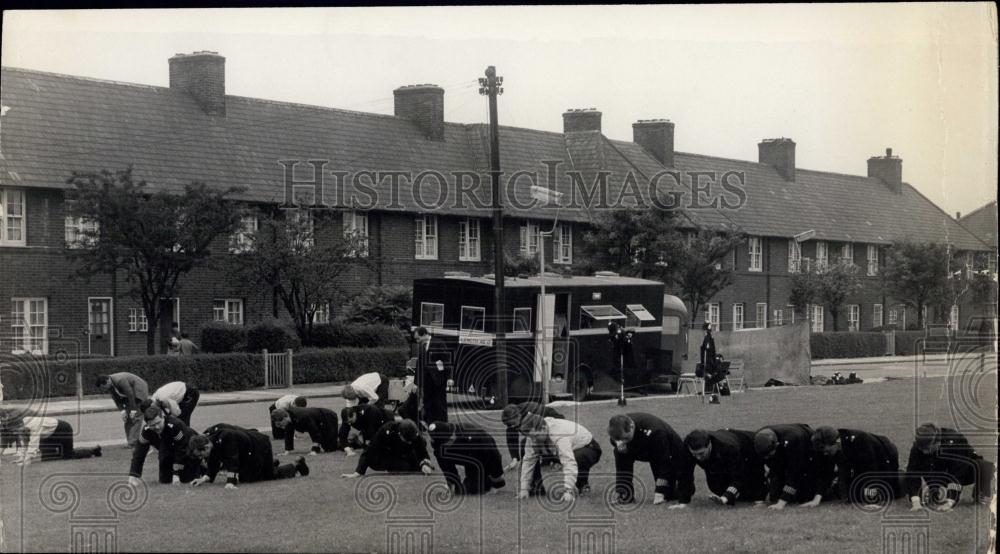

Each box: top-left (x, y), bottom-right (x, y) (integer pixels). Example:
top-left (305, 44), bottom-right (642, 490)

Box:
top-left (867, 148), bottom-right (903, 193)
top-left (956, 211), bottom-right (962, 220)
top-left (758, 138), bottom-right (796, 181)
top-left (168, 51), bottom-right (226, 116)
top-left (393, 84), bottom-right (445, 141)
top-left (632, 119), bottom-right (675, 167)
top-left (563, 108), bottom-right (602, 133)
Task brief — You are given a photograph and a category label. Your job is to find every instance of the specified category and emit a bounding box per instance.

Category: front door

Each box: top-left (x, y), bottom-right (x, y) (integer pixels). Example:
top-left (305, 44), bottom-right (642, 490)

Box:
top-left (87, 298), bottom-right (112, 356)
top-left (533, 293), bottom-right (555, 382)
top-left (158, 298), bottom-right (179, 354)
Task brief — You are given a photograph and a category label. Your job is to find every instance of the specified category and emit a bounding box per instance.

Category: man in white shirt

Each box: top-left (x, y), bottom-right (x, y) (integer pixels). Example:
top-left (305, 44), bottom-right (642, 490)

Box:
top-left (340, 372), bottom-right (390, 453)
top-left (0, 410), bottom-right (102, 464)
top-left (517, 415), bottom-right (603, 502)
top-left (150, 381), bottom-right (200, 426)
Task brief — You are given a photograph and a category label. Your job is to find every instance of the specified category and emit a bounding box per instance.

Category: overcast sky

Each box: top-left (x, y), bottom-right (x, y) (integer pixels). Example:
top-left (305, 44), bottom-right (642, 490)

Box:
top-left (2, 4), bottom-right (996, 217)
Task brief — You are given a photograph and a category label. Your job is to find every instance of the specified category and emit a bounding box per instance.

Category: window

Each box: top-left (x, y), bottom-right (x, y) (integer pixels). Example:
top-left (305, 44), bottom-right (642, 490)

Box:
top-left (964, 252), bottom-right (975, 280)
top-left (705, 303), bottom-right (720, 331)
top-left (748, 237), bottom-right (762, 272)
top-left (343, 211), bottom-right (369, 257)
top-left (733, 303), bottom-right (745, 331)
top-left (580, 305), bottom-right (626, 329)
top-left (774, 307), bottom-right (784, 327)
top-left (787, 304), bottom-right (796, 325)
top-left (458, 218), bottom-right (481, 262)
top-left (867, 245), bottom-right (879, 276)
top-left (513, 307), bottom-right (532, 333)
top-left (949, 305), bottom-right (959, 331)
top-left (128, 307), bottom-right (149, 333)
top-left (420, 302), bottom-right (444, 327)
top-left (65, 216), bottom-right (99, 249)
top-left (287, 209), bottom-right (314, 249)
top-left (311, 303), bottom-right (331, 324)
top-left (228, 215), bottom-right (258, 253)
top-left (848, 305), bottom-right (860, 332)
top-left (519, 222), bottom-right (541, 256)
top-left (810, 304), bottom-right (824, 333)
top-left (1, 188), bottom-right (26, 246)
top-left (553, 224), bottom-right (572, 264)
top-left (626, 304), bottom-right (655, 327)
top-left (841, 243), bottom-right (854, 265)
top-left (213, 299), bottom-right (243, 325)
top-left (460, 306), bottom-right (486, 332)
top-left (662, 315), bottom-right (681, 335)
top-left (888, 305), bottom-right (900, 327)
top-left (815, 241), bottom-right (828, 270)
top-left (788, 239), bottom-right (802, 273)
top-left (11, 298), bottom-right (47, 354)
top-left (756, 303), bottom-right (768, 329)
top-left (414, 215), bottom-right (438, 260)
top-left (873, 304), bottom-right (883, 328)
top-left (89, 299), bottom-right (111, 335)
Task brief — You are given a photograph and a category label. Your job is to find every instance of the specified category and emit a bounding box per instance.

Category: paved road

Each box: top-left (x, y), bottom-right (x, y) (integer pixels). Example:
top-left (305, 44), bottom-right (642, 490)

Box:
top-left (812, 352), bottom-right (997, 380)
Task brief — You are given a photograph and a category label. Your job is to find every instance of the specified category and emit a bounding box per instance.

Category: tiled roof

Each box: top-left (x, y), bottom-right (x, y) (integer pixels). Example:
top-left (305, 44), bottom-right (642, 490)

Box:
top-left (0, 66), bottom-right (989, 250)
top-left (958, 201), bottom-right (997, 249)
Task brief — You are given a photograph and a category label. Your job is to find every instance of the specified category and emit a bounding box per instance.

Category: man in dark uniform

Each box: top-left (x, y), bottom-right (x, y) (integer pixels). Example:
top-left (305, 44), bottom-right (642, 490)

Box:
top-left (905, 423), bottom-right (993, 511)
top-left (271, 406), bottom-right (340, 455)
top-left (128, 400), bottom-right (200, 486)
top-left (683, 429), bottom-right (767, 507)
top-left (414, 327), bottom-right (452, 424)
top-left (809, 426), bottom-right (902, 506)
top-left (187, 423), bottom-right (309, 489)
top-left (608, 413), bottom-right (695, 507)
top-left (342, 403), bottom-right (391, 454)
top-left (754, 424), bottom-right (817, 509)
top-left (428, 421), bottom-right (506, 495)
top-left (341, 419), bottom-right (435, 478)
top-left (500, 402), bottom-right (564, 496)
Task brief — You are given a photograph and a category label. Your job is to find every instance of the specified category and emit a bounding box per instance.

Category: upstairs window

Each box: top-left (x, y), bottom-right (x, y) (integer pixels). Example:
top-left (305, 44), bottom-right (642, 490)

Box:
top-left (866, 245), bottom-right (879, 276)
top-left (65, 216), bottom-right (99, 249)
top-left (748, 237), bottom-right (762, 272)
top-left (788, 239), bottom-right (802, 273)
top-left (414, 215), bottom-right (438, 260)
top-left (0, 188), bottom-right (26, 246)
top-left (815, 241), bottom-right (828, 270)
top-left (230, 215), bottom-right (258, 254)
top-left (343, 211), bottom-right (369, 257)
top-left (458, 218), bottom-right (481, 262)
top-left (519, 222), bottom-right (541, 257)
top-left (841, 242), bottom-right (854, 265)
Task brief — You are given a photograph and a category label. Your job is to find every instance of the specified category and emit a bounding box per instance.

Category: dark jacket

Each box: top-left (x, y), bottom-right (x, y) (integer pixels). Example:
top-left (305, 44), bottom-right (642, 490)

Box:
top-left (284, 407), bottom-right (340, 453)
top-left (430, 422), bottom-right (504, 493)
top-left (760, 424), bottom-right (817, 503)
top-left (690, 429), bottom-right (767, 505)
top-left (129, 415), bottom-right (197, 480)
top-left (201, 424), bottom-right (276, 483)
top-left (356, 421), bottom-right (432, 475)
top-left (816, 429), bottom-right (900, 501)
top-left (904, 427), bottom-right (983, 502)
top-left (351, 404), bottom-right (391, 444)
top-left (108, 372), bottom-right (149, 412)
top-left (416, 337), bottom-right (452, 423)
top-left (612, 413), bottom-right (696, 504)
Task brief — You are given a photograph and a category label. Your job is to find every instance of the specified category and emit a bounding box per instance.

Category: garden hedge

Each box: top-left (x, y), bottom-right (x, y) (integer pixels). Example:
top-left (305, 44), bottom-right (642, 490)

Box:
top-left (810, 332), bottom-right (887, 360)
top-left (0, 347), bottom-right (408, 401)
top-left (305, 322), bottom-right (409, 349)
top-left (200, 322), bottom-right (247, 353)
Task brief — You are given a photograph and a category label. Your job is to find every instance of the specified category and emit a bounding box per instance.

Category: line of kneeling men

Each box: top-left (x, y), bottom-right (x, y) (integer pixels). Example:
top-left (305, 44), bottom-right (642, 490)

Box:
top-left (6, 389), bottom-right (990, 511)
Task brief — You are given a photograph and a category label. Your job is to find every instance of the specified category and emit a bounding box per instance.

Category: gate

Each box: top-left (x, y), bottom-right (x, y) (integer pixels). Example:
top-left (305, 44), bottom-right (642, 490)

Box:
top-left (263, 349), bottom-right (294, 389)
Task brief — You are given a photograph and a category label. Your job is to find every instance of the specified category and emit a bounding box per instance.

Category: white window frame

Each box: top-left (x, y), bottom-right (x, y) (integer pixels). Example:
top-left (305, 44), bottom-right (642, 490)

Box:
top-left (866, 244), bottom-right (879, 276)
top-left (553, 224), bottom-right (573, 265)
top-left (873, 304), bottom-right (883, 329)
top-left (420, 302), bottom-right (445, 328)
top-left (343, 211), bottom-right (369, 258)
top-left (748, 237), bottom-right (762, 272)
top-left (311, 303), bottom-right (331, 325)
top-left (732, 303), bottom-right (745, 331)
top-left (964, 252), bottom-right (975, 280)
top-left (847, 304), bottom-right (860, 332)
top-left (788, 239), bottom-right (802, 273)
top-left (1, 188), bottom-right (27, 247)
top-left (415, 215), bottom-right (438, 260)
top-left (755, 302), bottom-right (768, 329)
top-left (774, 307), bottom-right (784, 326)
top-left (128, 307), bottom-right (149, 333)
top-left (810, 304), bottom-right (824, 333)
top-left (458, 218), bottom-right (481, 262)
top-left (787, 304), bottom-right (796, 325)
top-left (460, 305), bottom-right (486, 332)
top-left (287, 209), bottom-right (314, 249)
top-left (519, 222), bottom-right (541, 257)
top-left (705, 303), bottom-right (720, 331)
top-left (842, 243), bottom-right (854, 266)
top-left (213, 299), bottom-right (244, 325)
top-left (815, 241), bottom-right (828, 270)
top-left (11, 297), bottom-right (47, 354)
top-left (230, 215), bottom-right (258, 254)
top-left (65, 216), bottom-right (99, 249)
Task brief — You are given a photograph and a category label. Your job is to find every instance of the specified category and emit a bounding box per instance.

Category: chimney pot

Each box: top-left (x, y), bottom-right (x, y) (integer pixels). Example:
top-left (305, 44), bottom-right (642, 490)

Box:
top-left (632, 119), bottom-right (675, 167)
top-left (168, 51), bottom-right (226, 116)
top-left (758, 138), bottom-right (796, 181)
top-left (393, 84), bottom-right (445, 141)
top-left (867, 149), bottom-right (903, 193)
top-left (563, 109), bottom-right (602, 133)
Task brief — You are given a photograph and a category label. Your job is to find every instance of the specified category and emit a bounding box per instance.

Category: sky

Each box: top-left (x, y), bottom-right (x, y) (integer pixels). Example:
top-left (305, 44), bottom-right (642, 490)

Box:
top-left (2, 4), bottom-right (997, 217)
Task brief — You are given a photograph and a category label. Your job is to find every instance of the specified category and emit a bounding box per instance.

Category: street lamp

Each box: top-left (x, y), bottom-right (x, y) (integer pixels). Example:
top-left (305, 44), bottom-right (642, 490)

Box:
top-left (529, 184), bottom-right (565, 408)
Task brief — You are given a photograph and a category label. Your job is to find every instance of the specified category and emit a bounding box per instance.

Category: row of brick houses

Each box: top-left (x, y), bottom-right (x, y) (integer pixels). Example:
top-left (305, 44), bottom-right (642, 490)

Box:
top-left (0, 51), bottom-right (995, 356)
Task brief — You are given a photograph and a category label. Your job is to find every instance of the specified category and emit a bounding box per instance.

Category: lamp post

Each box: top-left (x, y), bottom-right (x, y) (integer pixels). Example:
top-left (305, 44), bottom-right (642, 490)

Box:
top-left (529, 185), bottom-right (564, 409)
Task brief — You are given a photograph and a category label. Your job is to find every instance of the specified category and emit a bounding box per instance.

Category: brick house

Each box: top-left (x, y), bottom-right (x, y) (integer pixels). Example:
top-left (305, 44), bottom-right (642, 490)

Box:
top-left (0, 51), bottom-right (992, 356)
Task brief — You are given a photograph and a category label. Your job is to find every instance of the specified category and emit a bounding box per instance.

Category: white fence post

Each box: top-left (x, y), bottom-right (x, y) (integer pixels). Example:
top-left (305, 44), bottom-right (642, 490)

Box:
top-left (263, 348), bottom-right (269, 389)
top-left (286, 348), bottom-right (294, 388)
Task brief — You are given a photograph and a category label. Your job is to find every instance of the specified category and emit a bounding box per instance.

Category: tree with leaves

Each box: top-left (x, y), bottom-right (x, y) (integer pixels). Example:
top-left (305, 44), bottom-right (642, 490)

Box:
top-left (230, 209), bottom-right (373, 343)
top-left (880, 242), bottom-right (950, 329)
top-left (789, 260), bottom-right (863, 331)
top-left (65, 167), bottom-right (243, 354)
top-left (671, 230), bottom-right (745, 325)
top-left (580, 207), bottom-right (685, 279)
top-left (341, 285), bottom-right (413, 328)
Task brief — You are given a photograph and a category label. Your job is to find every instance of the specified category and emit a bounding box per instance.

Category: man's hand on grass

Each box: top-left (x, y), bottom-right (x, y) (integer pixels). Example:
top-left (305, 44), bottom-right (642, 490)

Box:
top-left (191, 476), bottom-right (210, 487)
top-left (769, 500), bottom-right (787, 510)
top-left (667, 503), bottom-right (688, 510)
top-left (171, 475), bottom-right (181, 485)
top-left (709, 494), bottom-right (729, 506)
top-left (224, 483), bottom-right (237, 490)
top-left (341, 472), bottom-right (362, 479)
top-left (935, 499), bottom-right (956, 512)
top-left (800, 495), bottom-right (822, 508)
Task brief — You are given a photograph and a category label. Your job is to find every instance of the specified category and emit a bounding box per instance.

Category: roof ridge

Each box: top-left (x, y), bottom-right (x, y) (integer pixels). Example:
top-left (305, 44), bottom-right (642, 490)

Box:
top-left (901, 182), bottom-right (993, 250)
top-left (959, 199), bottom-right (997, 222)
top-left (1, 65), bottom-right (165, 91)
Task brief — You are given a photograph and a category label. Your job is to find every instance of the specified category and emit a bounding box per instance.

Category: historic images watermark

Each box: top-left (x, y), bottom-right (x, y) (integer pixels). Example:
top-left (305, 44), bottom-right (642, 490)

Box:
top-left (0, 337), bottom-right (85, 437)
top-left (277, 160), bottom-right (748, 213)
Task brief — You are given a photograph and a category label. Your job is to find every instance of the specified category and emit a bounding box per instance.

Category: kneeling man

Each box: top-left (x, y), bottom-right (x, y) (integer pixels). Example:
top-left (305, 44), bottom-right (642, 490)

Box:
top-left (428, 421), bottom-right (506, 495)
top-left (188, 424), bottom-right (309, 489)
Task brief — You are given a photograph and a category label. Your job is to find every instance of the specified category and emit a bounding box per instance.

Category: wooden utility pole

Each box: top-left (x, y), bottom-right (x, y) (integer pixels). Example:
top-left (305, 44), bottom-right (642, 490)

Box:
top-left (480, 66), bottom-right (508, 406)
